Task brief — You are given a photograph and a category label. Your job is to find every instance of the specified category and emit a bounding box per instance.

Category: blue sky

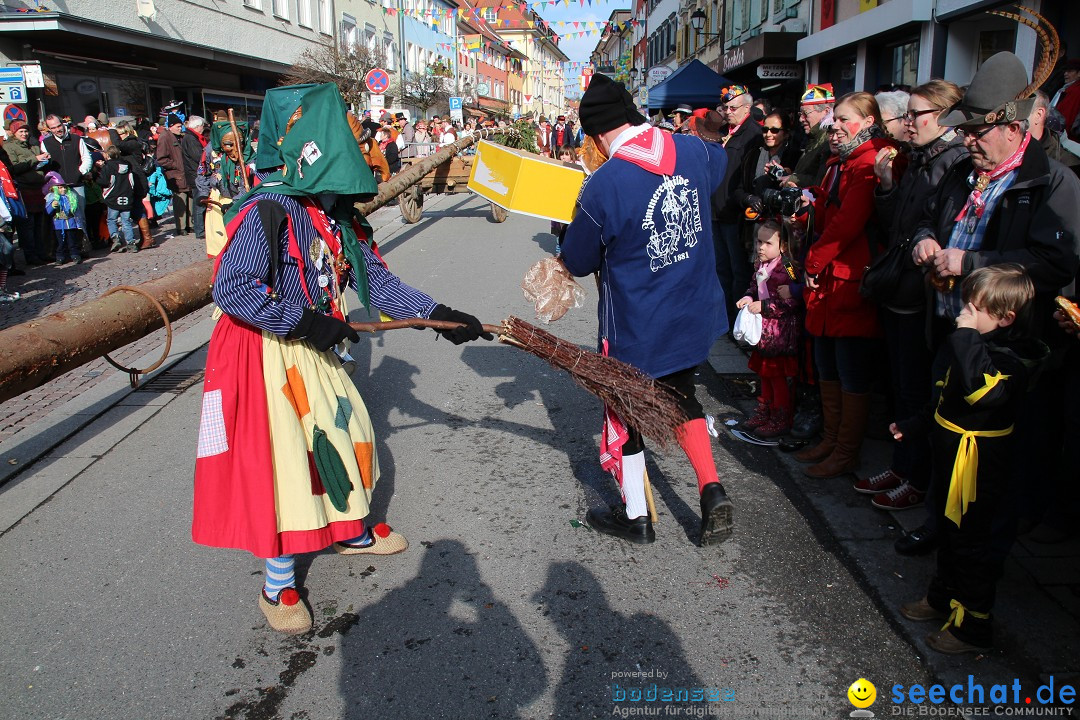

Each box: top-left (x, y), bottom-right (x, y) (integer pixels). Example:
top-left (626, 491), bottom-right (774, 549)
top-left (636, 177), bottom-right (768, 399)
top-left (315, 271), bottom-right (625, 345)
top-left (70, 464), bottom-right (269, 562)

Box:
top-left (534, 0), bottom-right (631, 64)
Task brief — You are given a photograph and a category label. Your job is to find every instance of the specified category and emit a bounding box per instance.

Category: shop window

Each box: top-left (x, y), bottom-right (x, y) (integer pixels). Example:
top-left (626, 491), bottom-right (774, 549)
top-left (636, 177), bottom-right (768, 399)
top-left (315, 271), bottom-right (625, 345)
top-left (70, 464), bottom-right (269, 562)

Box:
top-left (820, 52), bottom-right (856, 96)
top-left (100, 77), bottom-right (148, 119)
top-left (884, 39), bottom-right (918, 88)
top-left (978, 29), bottom-right (1015, 66)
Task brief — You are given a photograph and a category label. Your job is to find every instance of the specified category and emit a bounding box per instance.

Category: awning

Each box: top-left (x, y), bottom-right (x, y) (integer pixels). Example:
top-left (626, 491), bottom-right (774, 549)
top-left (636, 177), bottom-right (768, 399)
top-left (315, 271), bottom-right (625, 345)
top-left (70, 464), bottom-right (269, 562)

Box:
top-left (646, 59), bottom-right (731, 111)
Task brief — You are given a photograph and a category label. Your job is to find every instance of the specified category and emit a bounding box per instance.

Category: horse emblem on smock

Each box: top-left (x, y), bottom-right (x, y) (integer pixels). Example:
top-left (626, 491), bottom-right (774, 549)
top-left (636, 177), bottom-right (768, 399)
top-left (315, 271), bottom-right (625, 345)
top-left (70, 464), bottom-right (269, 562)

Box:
top-left (643, 175), bottom-right (701, 272)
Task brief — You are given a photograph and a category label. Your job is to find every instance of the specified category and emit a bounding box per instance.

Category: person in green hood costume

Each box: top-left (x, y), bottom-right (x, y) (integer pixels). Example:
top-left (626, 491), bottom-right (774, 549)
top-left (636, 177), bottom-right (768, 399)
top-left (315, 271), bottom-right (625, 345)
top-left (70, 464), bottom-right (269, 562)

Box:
top-left (195, 118), bottom-right (254, 201)
top-left (192, 83), bottom-right (491, 635)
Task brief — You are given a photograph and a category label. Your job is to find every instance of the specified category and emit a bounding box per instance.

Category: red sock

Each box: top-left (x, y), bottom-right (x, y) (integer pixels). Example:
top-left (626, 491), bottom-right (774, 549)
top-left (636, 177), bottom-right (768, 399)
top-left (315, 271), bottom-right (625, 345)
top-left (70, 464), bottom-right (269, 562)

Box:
top-left (770, 376), bottom-right (792, 413)
top-left (677, 418), bottom-right (719, 494)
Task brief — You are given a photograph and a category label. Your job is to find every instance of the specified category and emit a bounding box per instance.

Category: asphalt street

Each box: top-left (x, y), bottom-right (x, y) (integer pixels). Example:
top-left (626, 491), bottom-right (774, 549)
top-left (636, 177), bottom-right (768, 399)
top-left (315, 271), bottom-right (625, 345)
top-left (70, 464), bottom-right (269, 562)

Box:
top-left (0, 192), bottom-right (991, 720)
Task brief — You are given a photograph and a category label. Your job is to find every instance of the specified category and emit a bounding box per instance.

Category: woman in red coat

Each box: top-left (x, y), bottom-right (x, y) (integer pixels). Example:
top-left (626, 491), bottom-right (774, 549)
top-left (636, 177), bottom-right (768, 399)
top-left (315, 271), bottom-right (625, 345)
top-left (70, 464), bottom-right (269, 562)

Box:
top-left (794, 92), bottom-right (901, 479)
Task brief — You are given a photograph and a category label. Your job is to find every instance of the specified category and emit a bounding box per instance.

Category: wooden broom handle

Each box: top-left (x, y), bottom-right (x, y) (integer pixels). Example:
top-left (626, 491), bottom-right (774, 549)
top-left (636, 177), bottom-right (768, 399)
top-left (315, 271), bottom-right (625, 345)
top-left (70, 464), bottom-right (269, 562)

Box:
top-left (349, 318), bottom-right (503, 335)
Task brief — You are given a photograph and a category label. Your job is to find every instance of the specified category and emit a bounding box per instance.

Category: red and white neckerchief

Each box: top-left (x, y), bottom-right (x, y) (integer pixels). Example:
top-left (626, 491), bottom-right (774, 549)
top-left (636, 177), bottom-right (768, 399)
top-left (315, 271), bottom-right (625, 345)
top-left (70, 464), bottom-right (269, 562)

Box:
top-left (722, 118), bottom-right (747, 147)
top-left (610, 125), bottom-right (676, 176)
top-left (954, 132), bottom-right (1030, 222)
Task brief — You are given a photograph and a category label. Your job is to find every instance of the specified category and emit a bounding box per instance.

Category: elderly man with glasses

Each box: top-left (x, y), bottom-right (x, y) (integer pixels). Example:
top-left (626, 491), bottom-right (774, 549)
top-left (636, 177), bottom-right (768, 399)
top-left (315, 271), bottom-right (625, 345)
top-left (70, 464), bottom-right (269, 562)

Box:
top-left (786, 83), bottom-right (835, 188)
top-left (711, 84), bottom-right (762, 321)
top-left (900, 51), bottom-right (1080, 654)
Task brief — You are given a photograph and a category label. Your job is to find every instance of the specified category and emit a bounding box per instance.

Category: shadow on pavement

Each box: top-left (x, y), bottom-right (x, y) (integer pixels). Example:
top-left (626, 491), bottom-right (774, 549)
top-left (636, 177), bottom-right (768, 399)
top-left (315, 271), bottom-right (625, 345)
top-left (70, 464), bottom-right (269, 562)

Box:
top-left (337, 539), bottom-right (546, 718)
top-left (536, 560), bottom-right (710, 717)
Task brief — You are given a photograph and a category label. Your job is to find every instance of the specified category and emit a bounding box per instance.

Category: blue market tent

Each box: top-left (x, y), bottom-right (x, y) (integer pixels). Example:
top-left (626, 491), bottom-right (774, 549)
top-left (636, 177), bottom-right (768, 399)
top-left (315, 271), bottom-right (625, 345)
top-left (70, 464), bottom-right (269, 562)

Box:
top-left (647, 60), bottom-right (731, 111)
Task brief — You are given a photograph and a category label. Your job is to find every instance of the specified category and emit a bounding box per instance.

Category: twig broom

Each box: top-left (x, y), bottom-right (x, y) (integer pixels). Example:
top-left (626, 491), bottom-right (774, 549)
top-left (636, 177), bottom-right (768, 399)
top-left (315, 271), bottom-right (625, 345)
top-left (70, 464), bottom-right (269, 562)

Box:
top-left (350, 315), bottom-right (689, 449)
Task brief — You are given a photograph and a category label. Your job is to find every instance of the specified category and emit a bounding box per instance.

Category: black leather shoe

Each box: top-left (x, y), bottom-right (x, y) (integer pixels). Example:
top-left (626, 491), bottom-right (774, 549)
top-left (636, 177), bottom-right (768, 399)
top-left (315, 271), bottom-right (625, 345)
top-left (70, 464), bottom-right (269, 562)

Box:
top-left (586, 506), bottom-right (655, 544)
top-left (895, 526), bottom-right (938, 556)
top-left (699, 482), bottom-right (734, 546)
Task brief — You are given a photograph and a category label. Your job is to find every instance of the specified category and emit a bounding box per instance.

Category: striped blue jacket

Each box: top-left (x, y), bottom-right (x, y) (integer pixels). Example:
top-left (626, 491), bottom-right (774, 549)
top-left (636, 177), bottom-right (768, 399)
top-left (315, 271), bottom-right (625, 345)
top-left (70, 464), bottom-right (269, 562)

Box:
top-left (212, 192), bottom-right (436, 336)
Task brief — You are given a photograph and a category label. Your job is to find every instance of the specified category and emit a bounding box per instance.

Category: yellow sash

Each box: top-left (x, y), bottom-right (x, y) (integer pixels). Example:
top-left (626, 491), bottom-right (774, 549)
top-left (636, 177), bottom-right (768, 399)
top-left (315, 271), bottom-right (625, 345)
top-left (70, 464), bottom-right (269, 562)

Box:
top-left (934, 410), bottom-right (1012, 527)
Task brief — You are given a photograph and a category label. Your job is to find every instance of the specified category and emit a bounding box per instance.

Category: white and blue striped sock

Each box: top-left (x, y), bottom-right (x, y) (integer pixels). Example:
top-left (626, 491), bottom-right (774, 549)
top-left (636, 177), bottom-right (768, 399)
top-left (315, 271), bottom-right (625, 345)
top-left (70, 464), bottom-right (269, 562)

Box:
top-left (263, 555), bottom-right (296, 601)
top-left (340, 525), bottom-right (373, 548)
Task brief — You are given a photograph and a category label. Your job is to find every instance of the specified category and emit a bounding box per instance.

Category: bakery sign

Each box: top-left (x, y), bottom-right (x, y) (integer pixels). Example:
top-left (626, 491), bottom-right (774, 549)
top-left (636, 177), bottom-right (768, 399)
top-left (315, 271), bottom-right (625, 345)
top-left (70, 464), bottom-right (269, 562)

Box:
top-left (757, 63), bottom-right (802, 80)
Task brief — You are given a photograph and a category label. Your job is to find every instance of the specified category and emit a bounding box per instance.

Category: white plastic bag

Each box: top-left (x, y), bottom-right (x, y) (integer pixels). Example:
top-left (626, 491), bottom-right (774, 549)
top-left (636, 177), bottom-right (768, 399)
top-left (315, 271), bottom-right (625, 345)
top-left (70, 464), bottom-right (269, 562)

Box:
top-left (732, 307), bottom-right (763, 346)
top-left (521, 257), bottom-right (585, 323)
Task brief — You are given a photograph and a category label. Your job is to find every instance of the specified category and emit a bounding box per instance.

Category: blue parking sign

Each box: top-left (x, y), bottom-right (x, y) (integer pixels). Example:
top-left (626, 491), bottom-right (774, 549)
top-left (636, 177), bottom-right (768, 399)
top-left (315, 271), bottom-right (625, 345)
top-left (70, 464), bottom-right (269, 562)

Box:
top-left (449, 97), bottom-right (463, 110)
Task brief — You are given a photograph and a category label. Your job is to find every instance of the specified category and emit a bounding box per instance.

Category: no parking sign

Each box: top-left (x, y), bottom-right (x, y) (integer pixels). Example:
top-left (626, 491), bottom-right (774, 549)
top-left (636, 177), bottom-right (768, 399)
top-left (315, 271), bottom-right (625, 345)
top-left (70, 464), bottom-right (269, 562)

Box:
top-left (3, 104), bottom-right (27, 127)
top-left (365, 68), bottom-right (390, 94)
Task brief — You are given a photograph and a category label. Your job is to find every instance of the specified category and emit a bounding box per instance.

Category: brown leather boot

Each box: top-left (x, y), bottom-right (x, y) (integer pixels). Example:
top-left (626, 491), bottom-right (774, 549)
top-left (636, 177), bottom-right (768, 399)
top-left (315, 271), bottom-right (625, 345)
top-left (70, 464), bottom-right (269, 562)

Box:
top-left (805, 391), bottom-right (871, 478)
top-left (138, 217), bottom-right (154, 250)
top-left (793, 380), bottom-right (841, 462)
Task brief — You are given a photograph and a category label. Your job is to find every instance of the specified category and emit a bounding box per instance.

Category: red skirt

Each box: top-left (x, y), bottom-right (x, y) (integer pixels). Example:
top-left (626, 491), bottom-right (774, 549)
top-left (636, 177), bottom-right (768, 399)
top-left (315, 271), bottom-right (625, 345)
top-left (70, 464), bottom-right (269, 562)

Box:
top-left (749, 350), bottom-right (799, 379)
top-left (192, 315), bottom-right (375, 558)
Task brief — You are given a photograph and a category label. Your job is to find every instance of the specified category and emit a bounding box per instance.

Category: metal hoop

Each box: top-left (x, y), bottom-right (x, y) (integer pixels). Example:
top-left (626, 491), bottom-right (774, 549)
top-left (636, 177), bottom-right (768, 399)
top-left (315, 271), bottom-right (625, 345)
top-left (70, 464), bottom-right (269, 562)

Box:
top-left (101, 286), bottom-right (174, 388)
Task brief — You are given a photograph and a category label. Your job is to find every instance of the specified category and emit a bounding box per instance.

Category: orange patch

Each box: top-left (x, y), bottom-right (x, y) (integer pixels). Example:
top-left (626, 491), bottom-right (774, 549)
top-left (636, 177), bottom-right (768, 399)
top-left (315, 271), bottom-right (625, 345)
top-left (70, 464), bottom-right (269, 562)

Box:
top-left (354, 441), bottom-right (374, 489)
top-left (281, 366), bottom-right (310, 420)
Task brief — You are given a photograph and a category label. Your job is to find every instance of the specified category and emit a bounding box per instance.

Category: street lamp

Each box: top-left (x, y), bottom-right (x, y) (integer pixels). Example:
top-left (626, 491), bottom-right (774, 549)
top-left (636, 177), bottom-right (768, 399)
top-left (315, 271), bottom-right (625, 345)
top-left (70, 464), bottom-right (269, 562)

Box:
top-left (690, 8), bottom-right (720, 37)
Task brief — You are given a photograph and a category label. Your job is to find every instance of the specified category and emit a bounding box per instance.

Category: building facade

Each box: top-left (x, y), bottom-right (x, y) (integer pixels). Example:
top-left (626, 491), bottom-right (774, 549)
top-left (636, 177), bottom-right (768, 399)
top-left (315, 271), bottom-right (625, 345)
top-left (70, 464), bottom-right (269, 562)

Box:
top-left (0, 0), bottom-right (334, 126)
top-left (796, 0), bottom-right (1077, 97)
top-left (482, 0), bottom-right (568, 120)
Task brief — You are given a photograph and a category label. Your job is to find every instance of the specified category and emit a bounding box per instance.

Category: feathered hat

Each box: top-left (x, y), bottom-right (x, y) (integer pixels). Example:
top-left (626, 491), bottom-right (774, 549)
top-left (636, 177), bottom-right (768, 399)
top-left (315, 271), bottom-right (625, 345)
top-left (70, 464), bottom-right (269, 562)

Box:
top-left (939, 6), bottom-right (1059, 127)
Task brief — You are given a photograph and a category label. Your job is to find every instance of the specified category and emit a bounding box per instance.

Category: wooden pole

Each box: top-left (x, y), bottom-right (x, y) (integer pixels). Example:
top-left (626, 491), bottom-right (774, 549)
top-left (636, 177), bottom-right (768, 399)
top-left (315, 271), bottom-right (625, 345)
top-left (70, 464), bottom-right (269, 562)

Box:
top-left (0, 261), bottom-right (214, 405)
top-left (226, 108), bottom-right (250, 193)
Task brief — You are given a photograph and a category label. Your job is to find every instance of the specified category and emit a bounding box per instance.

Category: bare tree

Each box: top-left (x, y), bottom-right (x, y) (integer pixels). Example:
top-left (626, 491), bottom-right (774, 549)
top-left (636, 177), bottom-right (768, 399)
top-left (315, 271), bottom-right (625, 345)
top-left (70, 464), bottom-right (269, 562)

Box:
top-left (392, 67), bottom-right (452, 117)
top-left (283, 40), bottom-right (391, 108)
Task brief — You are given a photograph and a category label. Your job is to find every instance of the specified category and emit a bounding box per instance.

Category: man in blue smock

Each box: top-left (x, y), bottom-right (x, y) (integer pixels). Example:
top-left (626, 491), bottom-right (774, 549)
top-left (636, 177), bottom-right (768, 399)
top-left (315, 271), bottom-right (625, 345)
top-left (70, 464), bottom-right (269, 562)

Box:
top-left (560, 74), bottom-right (734, 546)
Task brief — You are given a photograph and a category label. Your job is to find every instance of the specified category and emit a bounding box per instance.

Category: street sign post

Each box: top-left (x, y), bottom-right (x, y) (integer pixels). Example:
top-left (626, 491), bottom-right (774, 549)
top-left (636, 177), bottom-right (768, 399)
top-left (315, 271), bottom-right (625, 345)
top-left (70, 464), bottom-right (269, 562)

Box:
top-left (364, 68), bottom-right (390, 95)
top-left (21, 64), bottom-right (43, 89)
top-left (0, 67), bottom-right (27, 104)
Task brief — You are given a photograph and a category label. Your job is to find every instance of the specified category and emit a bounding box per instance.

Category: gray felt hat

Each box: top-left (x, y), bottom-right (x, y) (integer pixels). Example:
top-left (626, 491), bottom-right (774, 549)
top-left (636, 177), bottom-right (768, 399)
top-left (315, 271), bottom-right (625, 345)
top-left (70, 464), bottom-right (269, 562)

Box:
top-left (939, 52), bottom-right (1035, 127)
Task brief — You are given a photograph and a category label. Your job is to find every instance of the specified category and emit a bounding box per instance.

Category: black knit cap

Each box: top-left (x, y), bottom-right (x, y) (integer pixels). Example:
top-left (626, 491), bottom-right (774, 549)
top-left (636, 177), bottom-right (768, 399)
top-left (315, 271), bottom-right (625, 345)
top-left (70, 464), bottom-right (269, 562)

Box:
top-left (579, 73), bottom-right (646, 137)
top-left (166, 113), bottom-right (183, 127)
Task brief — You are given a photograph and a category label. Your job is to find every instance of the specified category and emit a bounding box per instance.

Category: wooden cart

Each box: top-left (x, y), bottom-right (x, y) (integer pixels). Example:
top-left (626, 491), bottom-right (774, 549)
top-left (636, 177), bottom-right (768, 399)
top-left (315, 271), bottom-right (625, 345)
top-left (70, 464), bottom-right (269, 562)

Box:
top-left (397, 150), bottom-right (508, 224)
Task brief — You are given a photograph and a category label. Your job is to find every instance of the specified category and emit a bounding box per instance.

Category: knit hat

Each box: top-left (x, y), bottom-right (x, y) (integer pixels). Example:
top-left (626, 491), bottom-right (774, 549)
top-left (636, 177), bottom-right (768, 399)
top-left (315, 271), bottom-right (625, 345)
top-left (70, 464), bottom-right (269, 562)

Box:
top-left (721, 85), bottom-right (749, 103)
top-left (8, 120), bottom-right (25, 134)
top-left (1065, 58), bottom-right (1080, 72)
top-left (938, 52), bottom-right (1036, 127)
top-left (578, 73), bottom-right (646, 137)
top-left (166, 112), bottom-right (183, 127)
top-left (800, 83), bottom-right (835, 106)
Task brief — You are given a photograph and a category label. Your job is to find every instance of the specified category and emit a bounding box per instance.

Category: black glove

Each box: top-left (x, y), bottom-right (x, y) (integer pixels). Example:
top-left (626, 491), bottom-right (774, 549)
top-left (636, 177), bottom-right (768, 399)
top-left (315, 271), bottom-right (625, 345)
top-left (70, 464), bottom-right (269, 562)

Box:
top-left (428, 303), bottom-right (493, 344)
top-left (287, 308), bottom-right (360, 352)
top-left (746, 195), bottom-right (764, 215)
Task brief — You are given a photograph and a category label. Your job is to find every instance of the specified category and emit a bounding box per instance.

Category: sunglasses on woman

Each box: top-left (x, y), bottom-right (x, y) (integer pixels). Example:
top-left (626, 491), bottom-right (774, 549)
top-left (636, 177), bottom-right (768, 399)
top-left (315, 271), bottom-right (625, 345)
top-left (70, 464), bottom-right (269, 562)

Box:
top-left (762, 126), bottom-right (784, 134)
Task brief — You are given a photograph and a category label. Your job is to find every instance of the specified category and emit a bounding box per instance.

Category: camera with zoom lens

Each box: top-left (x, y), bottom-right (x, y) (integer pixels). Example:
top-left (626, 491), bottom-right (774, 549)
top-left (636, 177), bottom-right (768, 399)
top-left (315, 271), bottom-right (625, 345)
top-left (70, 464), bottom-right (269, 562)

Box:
top-left (760, 187), bottom-right (806, 217)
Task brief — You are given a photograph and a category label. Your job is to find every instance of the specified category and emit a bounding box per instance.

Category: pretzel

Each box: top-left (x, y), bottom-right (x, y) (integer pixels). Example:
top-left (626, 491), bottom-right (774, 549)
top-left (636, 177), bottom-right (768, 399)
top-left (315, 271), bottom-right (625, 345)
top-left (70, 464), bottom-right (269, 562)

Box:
top-left (1055, 296), bottom-right (1080, 329)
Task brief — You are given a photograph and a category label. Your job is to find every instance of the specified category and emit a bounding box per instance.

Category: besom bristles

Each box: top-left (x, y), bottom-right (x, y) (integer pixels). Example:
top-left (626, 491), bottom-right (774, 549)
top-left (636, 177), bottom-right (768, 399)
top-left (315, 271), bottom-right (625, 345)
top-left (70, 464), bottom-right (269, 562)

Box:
top-left (499, 316), bottom-right (689, 448)
top-left (349, 315), bottom-right (690, 446)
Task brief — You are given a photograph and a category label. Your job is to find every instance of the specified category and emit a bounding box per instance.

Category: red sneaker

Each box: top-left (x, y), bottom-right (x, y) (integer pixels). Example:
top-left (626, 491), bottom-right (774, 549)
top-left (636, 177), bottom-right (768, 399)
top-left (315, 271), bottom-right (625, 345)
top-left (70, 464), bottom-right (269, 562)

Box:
top-left (872, 481), bottom-right (926, 510)
top-left (853, 469), bottom-right (905, 495)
